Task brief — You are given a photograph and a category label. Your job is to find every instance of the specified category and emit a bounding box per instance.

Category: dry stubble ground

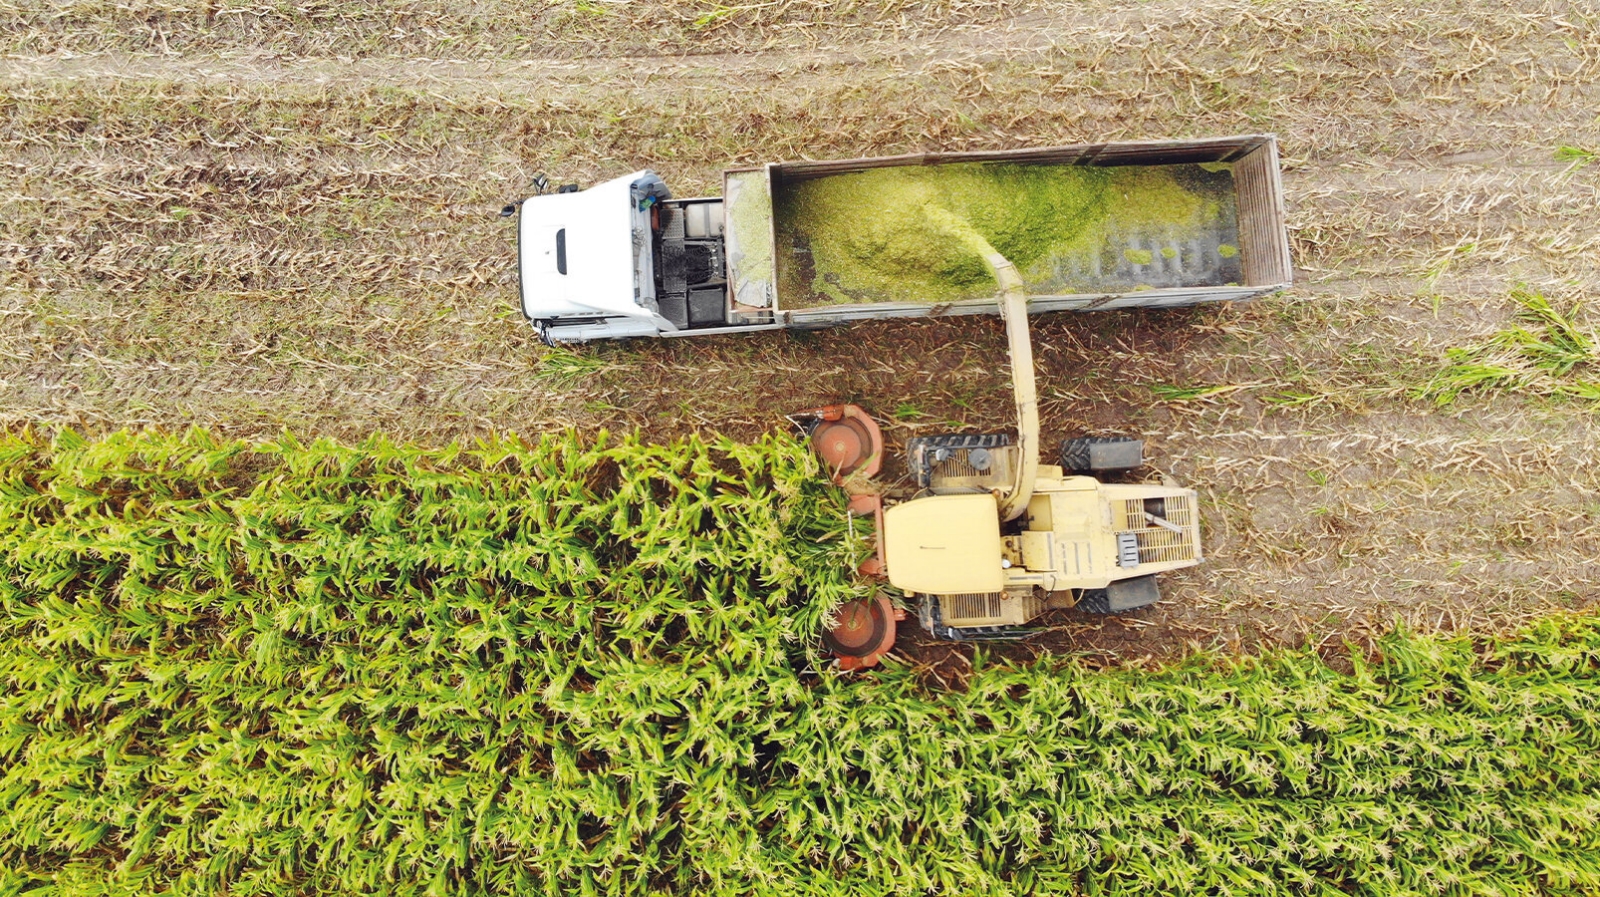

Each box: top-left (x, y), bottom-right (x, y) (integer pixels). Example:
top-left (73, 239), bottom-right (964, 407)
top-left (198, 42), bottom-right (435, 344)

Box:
top-left (1, 0), bottom-right (1597, 665)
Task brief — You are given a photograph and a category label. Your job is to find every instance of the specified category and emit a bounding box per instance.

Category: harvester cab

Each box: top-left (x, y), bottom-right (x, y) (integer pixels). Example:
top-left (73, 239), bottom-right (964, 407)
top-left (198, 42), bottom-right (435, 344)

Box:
top-left (798, 229), bottom-right (1204, 667)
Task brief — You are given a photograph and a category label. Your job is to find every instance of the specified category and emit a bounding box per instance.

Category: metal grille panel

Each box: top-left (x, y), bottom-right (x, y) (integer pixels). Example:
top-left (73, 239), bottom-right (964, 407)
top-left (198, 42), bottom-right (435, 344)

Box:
top-left (928, 452), bottom-right (1011, 486)
top-left (946, 592), bottom-right (1005, 623)
top-left (1116, 496), bottom-right (1199, 566)
top-left (938, 591), bottom-right (1047, 628)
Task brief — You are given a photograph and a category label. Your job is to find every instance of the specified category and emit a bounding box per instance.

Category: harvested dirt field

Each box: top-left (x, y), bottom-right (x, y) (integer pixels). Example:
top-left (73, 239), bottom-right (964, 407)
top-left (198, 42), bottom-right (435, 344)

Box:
top-left (2, 0), bottom-right (1597, 664)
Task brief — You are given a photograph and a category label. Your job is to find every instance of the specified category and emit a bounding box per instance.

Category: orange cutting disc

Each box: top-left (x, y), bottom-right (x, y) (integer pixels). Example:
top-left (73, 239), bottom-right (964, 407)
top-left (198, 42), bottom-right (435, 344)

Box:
top-left (822, 595), bottom-right (899, 670)
top-left (813, 417), bottom-right (871, 477)
top-left (799, 404), bottom-right (882, 482)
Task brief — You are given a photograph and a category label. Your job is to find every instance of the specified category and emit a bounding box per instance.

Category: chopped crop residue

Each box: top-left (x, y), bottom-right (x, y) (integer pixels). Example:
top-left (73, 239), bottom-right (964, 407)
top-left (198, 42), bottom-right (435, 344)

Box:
top-left (727, 171), bottom-right (775, 305)
top-left (731, 175), bottom-right (773, 248)
top-left (774, 162), bottom-right (1241, 306)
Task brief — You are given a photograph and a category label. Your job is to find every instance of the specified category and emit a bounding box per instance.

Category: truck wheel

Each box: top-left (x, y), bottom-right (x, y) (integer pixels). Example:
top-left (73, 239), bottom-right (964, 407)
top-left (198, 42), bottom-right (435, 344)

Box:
top-left (1059, 436), bottom-right (1143, 473)
top-left (1075, 575), bottom-right (1160, 614)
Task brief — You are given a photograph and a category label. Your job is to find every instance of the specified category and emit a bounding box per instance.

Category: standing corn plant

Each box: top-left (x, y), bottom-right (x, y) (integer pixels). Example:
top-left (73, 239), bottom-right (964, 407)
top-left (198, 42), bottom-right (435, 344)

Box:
top-left (2, 428), bottom-right (1599, 896)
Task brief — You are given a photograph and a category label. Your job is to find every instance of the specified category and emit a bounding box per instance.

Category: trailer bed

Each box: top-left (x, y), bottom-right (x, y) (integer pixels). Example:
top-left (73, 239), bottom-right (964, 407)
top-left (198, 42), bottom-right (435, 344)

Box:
top-left (723, 134), bottom-right (1290, 327)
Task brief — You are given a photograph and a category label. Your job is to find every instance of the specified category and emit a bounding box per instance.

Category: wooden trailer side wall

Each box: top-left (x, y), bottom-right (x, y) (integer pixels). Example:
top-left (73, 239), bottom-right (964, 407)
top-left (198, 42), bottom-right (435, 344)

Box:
top-left (1233, 141), bottom-right (1293, 288)
top-left (768, 134), bottom-right (1273, 182)
top-left (781, 284), bottom-right (1273, 325)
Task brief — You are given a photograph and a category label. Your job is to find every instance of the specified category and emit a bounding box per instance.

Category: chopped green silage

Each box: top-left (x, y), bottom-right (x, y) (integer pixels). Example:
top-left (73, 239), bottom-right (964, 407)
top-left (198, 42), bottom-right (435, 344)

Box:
top-left (726, 171), bottom-right (775, 295)
top-left (923, 204), bottom-right (1012, 277)
top-left (6, 428), bottom-right (1600, 895)
top-left (774, 162), bottom-right (1236, 306)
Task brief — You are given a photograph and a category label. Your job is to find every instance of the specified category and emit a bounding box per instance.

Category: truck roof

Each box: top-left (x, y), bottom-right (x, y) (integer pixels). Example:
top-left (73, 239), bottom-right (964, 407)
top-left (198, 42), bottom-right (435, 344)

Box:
top-left (519, 171), bottom-right (662, 322)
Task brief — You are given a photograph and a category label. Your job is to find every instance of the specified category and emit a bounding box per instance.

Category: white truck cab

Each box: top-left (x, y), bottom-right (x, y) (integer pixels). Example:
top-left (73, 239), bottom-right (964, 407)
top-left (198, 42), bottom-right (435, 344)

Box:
top-left (519, 171), bottom-right (680, 341)
top-left (517, 170), bottom-right (782, 343)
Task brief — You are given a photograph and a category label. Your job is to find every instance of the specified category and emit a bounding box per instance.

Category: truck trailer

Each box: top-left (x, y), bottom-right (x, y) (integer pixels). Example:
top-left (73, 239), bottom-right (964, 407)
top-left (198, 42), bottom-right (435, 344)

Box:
top-left (514, 134), bottom-right (1291, 343)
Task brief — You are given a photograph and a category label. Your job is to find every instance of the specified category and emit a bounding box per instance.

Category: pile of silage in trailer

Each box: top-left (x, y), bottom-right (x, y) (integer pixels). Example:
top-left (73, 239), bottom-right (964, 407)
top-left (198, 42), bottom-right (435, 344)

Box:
top-left (3, 428), bottom-right (1600, 896)
top-left (773, 162), bottom-right (1236, 306)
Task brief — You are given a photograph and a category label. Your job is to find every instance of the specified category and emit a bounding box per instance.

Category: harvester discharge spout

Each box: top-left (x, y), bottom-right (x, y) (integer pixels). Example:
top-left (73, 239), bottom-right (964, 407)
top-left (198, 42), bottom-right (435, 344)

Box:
top-left (923, 207), bottom-right (1039, 522)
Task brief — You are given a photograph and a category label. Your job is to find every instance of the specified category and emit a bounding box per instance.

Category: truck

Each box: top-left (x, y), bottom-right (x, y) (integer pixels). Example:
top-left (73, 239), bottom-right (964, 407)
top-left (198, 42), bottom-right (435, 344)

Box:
top-left (512, 134), bottom-right (1291, 343)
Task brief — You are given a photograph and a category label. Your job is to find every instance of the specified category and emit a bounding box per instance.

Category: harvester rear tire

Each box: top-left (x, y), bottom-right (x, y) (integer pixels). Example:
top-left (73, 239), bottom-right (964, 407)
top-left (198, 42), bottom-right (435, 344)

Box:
top-left (1075, 575), bottom-right (1161, 614)
top-left (1059, 436), bottom-right (1143, 473)
top-left (1074, 590), bottom-right (1114, 614)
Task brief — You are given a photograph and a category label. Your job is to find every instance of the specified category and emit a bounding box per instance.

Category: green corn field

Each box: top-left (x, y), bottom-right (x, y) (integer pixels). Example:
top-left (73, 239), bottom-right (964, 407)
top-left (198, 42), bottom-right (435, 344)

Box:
top-left (2, 428), bottom-right (1599, 896)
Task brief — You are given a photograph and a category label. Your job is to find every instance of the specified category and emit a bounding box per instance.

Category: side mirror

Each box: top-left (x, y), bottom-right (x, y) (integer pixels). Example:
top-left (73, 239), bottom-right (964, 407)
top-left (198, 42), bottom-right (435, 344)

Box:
top-left (499, 203), bottom-right (518, 218)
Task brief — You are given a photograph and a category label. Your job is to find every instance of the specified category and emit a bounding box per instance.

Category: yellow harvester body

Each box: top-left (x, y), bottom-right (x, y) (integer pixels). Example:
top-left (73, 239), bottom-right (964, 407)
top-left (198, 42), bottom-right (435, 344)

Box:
top-left (883, 465), bottom-right (1202, 628)
top-left (873, 234), bottom-right (1203, 633)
